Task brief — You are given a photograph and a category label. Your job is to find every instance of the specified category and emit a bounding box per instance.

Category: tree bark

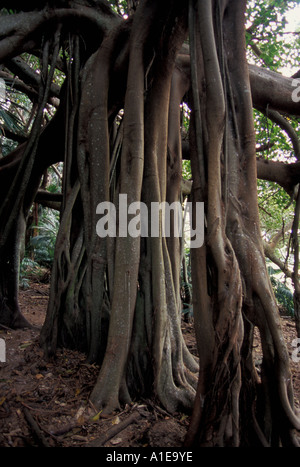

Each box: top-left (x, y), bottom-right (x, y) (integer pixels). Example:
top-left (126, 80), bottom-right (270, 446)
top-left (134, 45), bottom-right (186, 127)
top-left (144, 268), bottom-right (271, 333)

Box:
top-left (1, 0), bottom-right (299, 446)
top-left (185, 0), bottom-right (300, 447)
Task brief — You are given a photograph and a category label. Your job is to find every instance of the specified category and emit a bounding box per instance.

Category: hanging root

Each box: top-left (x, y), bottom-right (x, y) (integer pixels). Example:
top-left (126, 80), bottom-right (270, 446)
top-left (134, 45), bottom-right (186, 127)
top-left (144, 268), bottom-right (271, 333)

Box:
top-left (251, 248), bottom-right (300, 434)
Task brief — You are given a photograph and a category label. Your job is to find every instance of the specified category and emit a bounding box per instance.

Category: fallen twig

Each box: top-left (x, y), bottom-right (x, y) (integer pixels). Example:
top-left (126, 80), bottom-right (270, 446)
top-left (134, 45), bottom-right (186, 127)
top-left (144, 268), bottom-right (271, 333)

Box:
top-left (0, 323), bottom-right (12, 330)
top-left (50, 422), bottom-right (78, 437)
top-left (86, 409), bottom-right (147, 447)
top-left (142, 398), bottom-right (173, 419)
top-left (23, 407), bottom-right (50, 447)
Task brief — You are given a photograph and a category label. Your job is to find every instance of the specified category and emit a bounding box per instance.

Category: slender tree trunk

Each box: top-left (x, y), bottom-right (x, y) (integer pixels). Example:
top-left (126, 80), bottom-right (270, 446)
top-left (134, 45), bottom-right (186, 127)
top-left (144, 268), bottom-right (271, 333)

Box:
top-left (0, 29), bottom-right (64, 330)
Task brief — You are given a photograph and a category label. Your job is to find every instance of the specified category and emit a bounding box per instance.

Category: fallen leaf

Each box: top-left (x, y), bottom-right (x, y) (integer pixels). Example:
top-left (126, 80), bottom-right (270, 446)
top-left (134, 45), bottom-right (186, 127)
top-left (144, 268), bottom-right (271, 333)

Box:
top-left (19, 341), bottom-right (33, 350)
top-left (72, 435), bottom-right (88, 442)
top-left (75, 405), bottom-right (86, 421)
top-left (91, 409), bottom-right (103, 422)
top-left (111, 437), bottom-right (122, 445)
top-left (112, 415), bottom-right (120, 425)
top-left (35, 373), bottom-right (44, 380)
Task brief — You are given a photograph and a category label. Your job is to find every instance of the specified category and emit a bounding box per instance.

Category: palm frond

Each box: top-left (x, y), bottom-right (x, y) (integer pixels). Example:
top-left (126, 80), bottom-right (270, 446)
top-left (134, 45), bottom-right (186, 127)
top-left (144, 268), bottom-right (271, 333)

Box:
top-left (0, 107), bottom-right (27, 137)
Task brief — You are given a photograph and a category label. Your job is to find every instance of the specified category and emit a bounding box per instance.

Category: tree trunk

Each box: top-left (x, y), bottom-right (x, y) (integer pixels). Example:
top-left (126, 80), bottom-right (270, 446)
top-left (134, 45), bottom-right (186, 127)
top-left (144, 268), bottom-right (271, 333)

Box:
top-left (0, 64), bottom-right (67, 330)
top-left (40, 0), bottom-right (198, 415)
top-left (184, 0), bottom-right (299, 447)
top-left (1, 0), bottom-right (299, 446)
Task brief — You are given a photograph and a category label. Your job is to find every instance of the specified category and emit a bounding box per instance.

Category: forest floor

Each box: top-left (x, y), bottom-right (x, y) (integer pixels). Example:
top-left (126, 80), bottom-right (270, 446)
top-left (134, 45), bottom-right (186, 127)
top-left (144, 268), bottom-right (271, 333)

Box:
top-left (0, 280), bottom-right (299, 448)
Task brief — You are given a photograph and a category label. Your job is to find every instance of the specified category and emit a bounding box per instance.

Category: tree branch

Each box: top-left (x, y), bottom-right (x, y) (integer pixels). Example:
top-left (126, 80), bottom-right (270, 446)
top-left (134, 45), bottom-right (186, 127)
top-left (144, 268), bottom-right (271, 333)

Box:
top-left (6, 57), bottom-right (61, 98)
top-left (256, 141), bottom-right (275, 153)
top-left (0, 124), bottom-right (27, 143)
top-left (0, 6), bottom-right (120, 62)
top-left (0, 70), bottom-right (38, 102)
top-left (175, 48), bottom-right (300, 117)
top-left (249, 64), bottom-right (300, 117)
top-left (259, 107), bottom-right (300, 161)
top-left (256, 158), bottom-right (300, 194)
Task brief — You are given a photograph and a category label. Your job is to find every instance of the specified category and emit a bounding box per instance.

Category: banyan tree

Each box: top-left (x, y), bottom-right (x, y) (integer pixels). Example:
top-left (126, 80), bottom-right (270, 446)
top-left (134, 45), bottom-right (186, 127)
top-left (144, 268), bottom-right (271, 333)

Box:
top-left (0, 0), bottom-right (299, 446)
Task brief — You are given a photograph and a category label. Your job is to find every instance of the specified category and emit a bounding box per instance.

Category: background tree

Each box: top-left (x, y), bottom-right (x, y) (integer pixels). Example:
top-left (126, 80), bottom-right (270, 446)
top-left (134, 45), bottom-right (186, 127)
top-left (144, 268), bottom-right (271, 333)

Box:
top-left (0, 0), bottom-right (299, 447)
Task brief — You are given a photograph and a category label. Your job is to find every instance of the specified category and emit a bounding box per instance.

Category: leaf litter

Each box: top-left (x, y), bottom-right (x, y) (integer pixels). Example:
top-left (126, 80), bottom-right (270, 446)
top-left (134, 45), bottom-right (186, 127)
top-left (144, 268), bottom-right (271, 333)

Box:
top-left (0, 282), bottom-right (299, 447)
top-left (0, 283), bottom-right (190, 447)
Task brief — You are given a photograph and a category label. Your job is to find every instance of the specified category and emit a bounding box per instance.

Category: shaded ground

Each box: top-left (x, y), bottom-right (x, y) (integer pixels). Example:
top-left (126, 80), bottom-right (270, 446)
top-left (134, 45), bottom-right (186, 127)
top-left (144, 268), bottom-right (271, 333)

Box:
top-left (0, 281), bottom-right (299, 447)
top-left (0, 282), bottom-right (192, 448)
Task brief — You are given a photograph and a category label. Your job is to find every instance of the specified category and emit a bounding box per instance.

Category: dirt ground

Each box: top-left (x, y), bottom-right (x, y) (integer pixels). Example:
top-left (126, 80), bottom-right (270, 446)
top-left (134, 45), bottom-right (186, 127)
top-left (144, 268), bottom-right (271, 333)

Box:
top-left (0, 281), bottom-right (299, 448)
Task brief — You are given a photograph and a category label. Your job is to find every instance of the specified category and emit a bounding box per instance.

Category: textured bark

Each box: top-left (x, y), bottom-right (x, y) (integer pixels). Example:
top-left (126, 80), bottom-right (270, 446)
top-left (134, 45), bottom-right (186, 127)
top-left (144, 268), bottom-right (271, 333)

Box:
top-left (0, 0), bottom-right (299, 446)
top-left (249, 64), bottom-right (300, 117)
top-left (0, 31), bottom-right (64, 329)
top-left (256, 159), bottom-right (300, 195)
top-left (184, 0), bottom-right (299, 447)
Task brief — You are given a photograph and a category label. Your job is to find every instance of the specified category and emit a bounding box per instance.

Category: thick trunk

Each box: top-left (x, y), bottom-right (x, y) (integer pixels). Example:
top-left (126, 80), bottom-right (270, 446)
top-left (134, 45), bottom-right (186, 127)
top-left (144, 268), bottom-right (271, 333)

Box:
top-left (89, 9), bottom-right (148, 410)
top-left (185, 0), bottom-right (299, 447)
top-left (41, 0), bottom-right (197, 415)
top-left (1, 0), bottom-right (299, 446)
